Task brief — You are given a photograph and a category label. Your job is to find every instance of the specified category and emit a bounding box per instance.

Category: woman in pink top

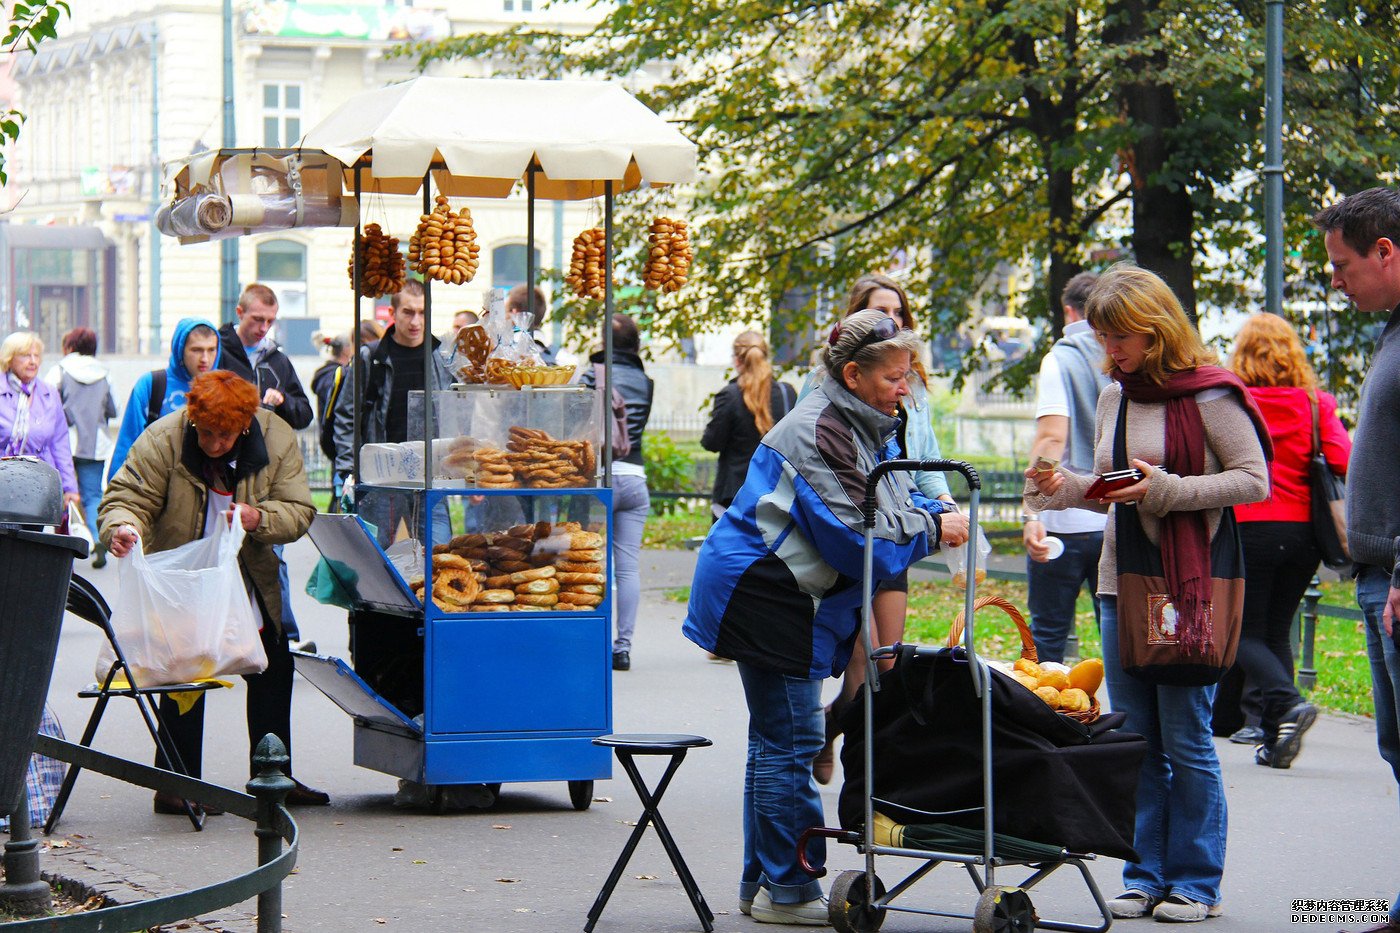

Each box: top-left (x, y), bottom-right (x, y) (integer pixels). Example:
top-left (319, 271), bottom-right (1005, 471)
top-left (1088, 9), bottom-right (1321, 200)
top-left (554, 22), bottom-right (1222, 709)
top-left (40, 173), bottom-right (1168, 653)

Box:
top-left (1227, 313), bottom-right (1351, 770)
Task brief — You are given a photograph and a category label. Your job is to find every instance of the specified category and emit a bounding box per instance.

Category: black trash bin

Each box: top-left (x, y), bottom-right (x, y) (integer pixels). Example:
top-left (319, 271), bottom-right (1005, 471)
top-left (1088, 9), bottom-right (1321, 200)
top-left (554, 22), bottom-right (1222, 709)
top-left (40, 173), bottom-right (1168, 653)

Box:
top-left (0, 457), bottom-right (88, 818)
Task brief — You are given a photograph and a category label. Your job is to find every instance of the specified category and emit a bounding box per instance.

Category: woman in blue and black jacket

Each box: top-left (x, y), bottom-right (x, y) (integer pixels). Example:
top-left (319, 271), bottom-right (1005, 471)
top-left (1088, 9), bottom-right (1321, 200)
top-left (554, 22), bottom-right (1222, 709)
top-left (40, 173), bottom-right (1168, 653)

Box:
top-left (683, 310), bottom-right (968, 924)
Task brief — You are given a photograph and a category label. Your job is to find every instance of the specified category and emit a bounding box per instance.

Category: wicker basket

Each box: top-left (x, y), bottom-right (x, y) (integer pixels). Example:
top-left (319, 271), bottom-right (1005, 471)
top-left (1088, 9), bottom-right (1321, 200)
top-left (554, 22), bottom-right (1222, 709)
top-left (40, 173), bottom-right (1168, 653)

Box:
top-left (947, 594), bottom-right (1101, 724)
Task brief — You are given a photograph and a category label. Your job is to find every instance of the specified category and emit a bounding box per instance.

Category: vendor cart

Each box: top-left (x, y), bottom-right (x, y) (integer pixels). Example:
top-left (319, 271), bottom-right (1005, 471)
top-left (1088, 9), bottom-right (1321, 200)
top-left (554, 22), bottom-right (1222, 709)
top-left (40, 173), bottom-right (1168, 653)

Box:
top-left (158, 77), bottom-right (696, 809)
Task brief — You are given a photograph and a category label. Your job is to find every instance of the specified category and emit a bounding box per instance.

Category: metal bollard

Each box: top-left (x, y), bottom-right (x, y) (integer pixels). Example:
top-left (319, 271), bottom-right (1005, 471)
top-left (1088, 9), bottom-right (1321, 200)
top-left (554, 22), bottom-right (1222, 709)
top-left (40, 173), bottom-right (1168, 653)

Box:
top-left (247, 734), bottom-right (295, 933)
top-left (0, 787), bottom-right (52, 915)
top-left (1297, 575), bottom-right (1321, 691)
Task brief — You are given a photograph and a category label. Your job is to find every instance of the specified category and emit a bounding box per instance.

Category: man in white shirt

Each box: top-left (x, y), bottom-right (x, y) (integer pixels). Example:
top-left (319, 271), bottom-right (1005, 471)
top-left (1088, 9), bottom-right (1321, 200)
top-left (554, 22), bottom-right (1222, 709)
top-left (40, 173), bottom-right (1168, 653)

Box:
top-left (1023, 272), bottom-right (1108, 662)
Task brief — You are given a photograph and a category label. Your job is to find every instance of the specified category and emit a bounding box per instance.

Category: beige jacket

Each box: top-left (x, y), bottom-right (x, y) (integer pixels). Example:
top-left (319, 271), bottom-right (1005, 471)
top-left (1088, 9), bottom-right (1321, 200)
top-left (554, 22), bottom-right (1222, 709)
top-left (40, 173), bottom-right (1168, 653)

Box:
top-left (1025, 381), bottom-right (1269, 596)
top-left (99, 408), bottom-right (315, 633)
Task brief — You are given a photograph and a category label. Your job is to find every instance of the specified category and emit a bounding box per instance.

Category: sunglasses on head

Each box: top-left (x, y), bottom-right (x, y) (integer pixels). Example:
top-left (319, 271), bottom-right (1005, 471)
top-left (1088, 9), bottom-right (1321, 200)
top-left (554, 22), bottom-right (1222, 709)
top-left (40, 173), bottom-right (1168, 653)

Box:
top-left (828, 313), bottom-right (900, 352)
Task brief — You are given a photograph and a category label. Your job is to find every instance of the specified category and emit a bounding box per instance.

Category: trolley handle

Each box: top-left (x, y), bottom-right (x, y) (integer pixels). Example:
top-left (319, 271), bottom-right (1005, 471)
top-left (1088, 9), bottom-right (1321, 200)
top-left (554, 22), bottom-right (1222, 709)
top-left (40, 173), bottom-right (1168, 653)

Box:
top-left (862, 459), bottom-right (981, 529)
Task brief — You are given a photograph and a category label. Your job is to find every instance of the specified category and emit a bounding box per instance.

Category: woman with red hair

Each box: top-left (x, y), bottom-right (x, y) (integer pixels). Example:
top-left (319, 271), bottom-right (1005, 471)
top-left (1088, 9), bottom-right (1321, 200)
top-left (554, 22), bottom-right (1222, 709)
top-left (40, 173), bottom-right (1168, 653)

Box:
top-left (99, 370), bottom-right (325, 813)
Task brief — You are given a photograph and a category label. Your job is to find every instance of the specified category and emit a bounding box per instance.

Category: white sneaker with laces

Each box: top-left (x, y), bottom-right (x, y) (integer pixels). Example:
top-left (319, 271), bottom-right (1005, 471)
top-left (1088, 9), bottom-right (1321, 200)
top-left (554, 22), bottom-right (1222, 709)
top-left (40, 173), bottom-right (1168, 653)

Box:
top-left (750, 888), bottom-right (830, 925)
top-left (1107, 890), bottom-right (1157, 919)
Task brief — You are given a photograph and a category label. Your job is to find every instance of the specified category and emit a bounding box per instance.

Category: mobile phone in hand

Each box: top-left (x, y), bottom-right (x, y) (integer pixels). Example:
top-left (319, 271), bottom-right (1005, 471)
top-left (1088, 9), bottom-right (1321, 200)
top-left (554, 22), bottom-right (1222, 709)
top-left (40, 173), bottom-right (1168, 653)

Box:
top-left (1084, 468), bottom-right (1144, 499)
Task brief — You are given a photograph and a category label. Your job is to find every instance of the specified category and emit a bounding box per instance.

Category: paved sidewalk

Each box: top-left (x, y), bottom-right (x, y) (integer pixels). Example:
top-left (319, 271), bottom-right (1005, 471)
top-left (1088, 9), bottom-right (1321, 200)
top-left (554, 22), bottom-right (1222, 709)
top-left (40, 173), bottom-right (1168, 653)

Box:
top-left (34, 542), bottom-right (1400, 932)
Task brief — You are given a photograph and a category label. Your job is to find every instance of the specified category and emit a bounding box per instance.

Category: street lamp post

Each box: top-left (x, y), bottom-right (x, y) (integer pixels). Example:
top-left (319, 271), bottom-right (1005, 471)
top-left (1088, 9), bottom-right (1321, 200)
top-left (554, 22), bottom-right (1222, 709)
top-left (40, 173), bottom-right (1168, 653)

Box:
top-left (1264, 0), bottom-right (1284, 316)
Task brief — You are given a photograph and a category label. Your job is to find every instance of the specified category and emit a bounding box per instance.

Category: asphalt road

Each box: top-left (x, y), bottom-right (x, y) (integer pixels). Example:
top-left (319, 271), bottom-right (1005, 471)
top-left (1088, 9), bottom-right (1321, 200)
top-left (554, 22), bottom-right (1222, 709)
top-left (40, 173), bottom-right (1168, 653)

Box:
top-left (31, 542), bottom-right (1400, 932)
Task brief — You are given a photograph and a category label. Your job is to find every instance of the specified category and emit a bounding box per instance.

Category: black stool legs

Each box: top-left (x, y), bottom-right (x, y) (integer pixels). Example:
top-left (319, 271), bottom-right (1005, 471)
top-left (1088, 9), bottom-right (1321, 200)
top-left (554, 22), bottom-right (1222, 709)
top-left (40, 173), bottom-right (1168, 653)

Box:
top-left (585, 734), bottom-right (714, 933)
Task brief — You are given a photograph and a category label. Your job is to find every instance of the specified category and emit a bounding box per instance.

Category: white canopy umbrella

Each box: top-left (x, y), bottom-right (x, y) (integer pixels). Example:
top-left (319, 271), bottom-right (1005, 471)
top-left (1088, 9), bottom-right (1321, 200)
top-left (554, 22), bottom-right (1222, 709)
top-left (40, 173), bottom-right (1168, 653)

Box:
top-left (301, 76), bottom-right (697, 199)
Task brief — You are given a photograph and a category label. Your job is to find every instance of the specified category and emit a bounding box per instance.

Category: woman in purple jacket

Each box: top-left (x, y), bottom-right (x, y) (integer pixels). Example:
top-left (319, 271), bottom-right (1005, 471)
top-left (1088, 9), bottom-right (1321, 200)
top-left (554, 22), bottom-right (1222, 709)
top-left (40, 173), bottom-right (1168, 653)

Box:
top-left (1, 332), bottom-right (79, 507)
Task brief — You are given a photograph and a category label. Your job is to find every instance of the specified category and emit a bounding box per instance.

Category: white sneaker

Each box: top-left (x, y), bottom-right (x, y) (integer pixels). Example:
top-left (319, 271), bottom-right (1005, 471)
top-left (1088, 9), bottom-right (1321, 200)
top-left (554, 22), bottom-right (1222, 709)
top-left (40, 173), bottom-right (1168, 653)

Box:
top-left (1152, 894), bottom-right (1222, 922)
top-left (740, 897), bottom-right (752, 916)
top-left (750, 889), bottom-right (830, 925)
top-left (1108, 890), bottom-right (1158, 919)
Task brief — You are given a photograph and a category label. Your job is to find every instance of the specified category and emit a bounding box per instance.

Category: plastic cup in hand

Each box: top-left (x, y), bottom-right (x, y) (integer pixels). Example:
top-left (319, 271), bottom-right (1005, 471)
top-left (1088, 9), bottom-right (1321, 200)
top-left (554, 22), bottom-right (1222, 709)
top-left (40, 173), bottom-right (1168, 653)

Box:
top-left (1042, 536), bottom-right (1065, 561)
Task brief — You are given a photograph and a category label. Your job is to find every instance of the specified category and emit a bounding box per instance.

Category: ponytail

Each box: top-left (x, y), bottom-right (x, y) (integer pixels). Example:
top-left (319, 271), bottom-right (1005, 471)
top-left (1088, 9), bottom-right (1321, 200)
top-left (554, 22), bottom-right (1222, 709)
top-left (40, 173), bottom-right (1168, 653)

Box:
top-left (734, 331), bottom-right (776, 435)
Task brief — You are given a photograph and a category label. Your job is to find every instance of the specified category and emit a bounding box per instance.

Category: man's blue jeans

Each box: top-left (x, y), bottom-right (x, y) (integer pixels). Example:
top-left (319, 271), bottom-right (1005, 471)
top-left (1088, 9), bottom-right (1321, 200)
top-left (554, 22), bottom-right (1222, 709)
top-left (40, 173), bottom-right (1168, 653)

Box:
top-left (1100, 596), bottom-right (1226, 906)
top-left (1354, 564), bottom-right (1400, 924)
top-left (735, 661), bottom-right (826, 906)
top-left (1026, 530), bottom-right (1102, 663)
top-left (73, 457), bottom-right (105, 540)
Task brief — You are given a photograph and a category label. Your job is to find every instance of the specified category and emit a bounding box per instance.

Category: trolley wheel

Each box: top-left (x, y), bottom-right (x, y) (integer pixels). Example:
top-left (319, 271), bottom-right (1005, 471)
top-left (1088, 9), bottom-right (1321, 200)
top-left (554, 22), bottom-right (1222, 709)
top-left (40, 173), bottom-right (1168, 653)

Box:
top-left (828, 869), bottom-right (886, 933)
top-left (972, 885), bottom-right (1037, 933)
top-left (429, 785), bottom-right (447, 816)
top-left (568, 779), bottom-right (594, 811)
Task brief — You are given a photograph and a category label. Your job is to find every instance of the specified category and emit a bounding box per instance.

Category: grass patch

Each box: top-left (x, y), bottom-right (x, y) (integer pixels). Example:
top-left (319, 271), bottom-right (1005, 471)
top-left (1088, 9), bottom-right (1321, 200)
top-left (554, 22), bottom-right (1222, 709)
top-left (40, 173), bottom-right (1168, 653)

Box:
top-left (664, 586), bottom-right (691, 603)
top-left (645, 505), bottom-right (711, 549)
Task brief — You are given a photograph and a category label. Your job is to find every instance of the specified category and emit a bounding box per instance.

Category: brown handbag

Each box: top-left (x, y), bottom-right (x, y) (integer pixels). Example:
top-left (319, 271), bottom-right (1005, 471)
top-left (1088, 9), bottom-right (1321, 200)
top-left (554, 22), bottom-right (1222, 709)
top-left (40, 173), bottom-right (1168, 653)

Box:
top-left (1110, 397), bottom-right (1244, 686)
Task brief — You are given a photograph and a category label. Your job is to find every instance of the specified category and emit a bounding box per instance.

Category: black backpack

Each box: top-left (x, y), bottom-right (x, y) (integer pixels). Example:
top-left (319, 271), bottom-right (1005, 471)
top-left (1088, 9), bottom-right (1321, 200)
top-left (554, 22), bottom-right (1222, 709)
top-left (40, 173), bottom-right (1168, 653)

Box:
top-left (146, 369), bottom-right (167, 425)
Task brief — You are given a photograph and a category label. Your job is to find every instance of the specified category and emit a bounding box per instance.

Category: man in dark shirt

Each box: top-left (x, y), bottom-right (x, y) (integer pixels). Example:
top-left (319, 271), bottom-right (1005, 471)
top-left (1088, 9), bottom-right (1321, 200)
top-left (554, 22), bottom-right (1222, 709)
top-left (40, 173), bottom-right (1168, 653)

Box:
top-left (217, 283), bottom-right (313, 431)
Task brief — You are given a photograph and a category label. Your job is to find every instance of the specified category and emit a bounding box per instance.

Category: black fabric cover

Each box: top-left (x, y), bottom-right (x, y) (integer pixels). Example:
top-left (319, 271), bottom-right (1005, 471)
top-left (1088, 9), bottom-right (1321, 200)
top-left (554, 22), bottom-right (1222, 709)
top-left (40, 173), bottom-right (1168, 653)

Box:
top-left (837, 646), bottom-right (1146, 862)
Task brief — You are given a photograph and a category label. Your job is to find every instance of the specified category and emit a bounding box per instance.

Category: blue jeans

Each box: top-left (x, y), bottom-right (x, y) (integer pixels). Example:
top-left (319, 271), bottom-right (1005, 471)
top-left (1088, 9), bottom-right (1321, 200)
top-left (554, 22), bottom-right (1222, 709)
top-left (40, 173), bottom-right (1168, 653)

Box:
top-left (736, 662), bottom-right (826, 905)
top-left (275, 543), bottom-right (299, 641)
top-left (1355, 565), bottom-right (1400, 923)
top-left (611, 474), bottom-right (649, 652)
top-left (74, 458), bottom-right (105, 540)
top-left (1100, 596), bottom-right (1226, 906)
top-left (1026, 530), bottom-right (1102, 663)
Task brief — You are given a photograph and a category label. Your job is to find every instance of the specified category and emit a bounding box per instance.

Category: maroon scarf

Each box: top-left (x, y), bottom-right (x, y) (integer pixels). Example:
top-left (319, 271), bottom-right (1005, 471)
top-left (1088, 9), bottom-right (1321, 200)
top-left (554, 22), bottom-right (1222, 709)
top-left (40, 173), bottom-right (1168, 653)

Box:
top-left (1115, 365), bottom-right (1272, 657)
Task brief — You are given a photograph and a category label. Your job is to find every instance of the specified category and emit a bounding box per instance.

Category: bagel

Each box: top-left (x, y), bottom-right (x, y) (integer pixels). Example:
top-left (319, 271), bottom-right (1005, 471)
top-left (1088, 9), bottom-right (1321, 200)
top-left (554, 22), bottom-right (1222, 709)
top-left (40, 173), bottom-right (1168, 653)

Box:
top-left (516, 578), bottom-right (560, 595)
top-left (466, 603), bottom-right (509, 612)
top-left (484, 574), bottom-right (514, 589)
top-left (506, 523), bottom-right (540, 541)
top-left (568, 531), bottom-right (604, 549)
top-left (562, 583), bottom-right (604, 595)
top-left (431, 544), bottom-right (452, 555)
top-left (476, 588), bottom-right (517, 604)
top-left (494, 559), bottom-right (532, 573)
top-left (433, 569), bottom-right (479, 606)
top-left (553, 521), bottom-right (582, 534)
top-left (432, 553), bottom-right (475, 571)
top-left (557, 572), bottom-right (606, 585)
top-left (527, 553), bottom-right (557, 567)
top-left (562, 548), bottom-right (604, 562)
top-left (513, 603), bottom-right (550, 612)
top-left (487, 545), bottom-right (531, 563)
top-left (509, 426), bottom-right (550, 441)
top-left (556, 591), bottom-right (603, 608)
top-left (514, 593), bottom-right (559, 607)
top-left (509, 565), bottom-right (557, 584)
top-left (477, 479), bottom-right (520, 489)
top-left (459, 547), bottom-right (491, 560)
top-left (448, 534), bottom-right (487, 550)
top-left (557, 560), bottom-right (604, 574)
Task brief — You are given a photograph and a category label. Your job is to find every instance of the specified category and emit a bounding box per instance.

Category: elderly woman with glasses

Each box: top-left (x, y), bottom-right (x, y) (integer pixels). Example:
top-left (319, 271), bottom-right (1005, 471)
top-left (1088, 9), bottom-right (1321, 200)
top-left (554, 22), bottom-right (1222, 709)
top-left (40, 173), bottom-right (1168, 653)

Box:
top-left (0, 331), bottom-right (80, 509)
top-left (684, 310), bottom-right (969, 924)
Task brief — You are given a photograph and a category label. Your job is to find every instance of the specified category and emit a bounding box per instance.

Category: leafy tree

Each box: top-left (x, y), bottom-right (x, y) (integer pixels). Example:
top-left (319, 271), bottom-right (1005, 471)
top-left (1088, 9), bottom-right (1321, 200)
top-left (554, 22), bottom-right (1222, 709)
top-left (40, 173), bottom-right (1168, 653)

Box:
top-left (404, 1), bottom-right (1400, 398)
top-left (1, 1), bottom-right (70, 187)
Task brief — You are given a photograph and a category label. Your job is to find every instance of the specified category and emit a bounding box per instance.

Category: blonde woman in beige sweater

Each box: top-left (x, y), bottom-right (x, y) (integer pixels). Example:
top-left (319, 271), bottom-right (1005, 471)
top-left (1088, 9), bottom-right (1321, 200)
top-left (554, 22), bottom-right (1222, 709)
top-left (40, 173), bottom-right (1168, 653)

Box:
top-left (1025, 264), bottom-right (1270, 923)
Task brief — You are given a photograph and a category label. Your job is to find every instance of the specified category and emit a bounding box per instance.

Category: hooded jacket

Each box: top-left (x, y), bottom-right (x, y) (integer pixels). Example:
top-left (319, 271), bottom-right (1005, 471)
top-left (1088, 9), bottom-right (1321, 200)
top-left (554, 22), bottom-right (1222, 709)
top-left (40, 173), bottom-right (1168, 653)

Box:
top-left (109, 318), bottom-right (222, 481)
top-left (684, 379), bottom-right (951, 678)
top-left (98, 407), bottom-right (314, 634)
top-left (0, 372), bottom-right (78, 494)
top-left (217, 322), bottom-right (313, 431)
top-left (45, 352), bottom-right (117, 460)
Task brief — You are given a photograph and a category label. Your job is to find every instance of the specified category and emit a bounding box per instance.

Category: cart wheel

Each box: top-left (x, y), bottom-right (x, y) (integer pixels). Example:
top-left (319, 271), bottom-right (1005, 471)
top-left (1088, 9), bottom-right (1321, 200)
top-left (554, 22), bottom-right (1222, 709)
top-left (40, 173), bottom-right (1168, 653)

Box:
top-left (829, 869), bottom-right (886, 933)
top-left (972, 885), bottom-right (1036, 933)
top-left (429, 786), bottom-right (447, 816)
top-left (568, 780), bottom-right (594, 811)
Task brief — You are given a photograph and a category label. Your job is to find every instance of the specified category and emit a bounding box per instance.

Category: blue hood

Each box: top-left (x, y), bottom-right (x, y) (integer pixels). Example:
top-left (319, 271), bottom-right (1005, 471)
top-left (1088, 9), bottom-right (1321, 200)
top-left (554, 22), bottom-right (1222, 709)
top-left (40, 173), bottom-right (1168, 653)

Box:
top-left (167, 317), bottom-right (221, 380)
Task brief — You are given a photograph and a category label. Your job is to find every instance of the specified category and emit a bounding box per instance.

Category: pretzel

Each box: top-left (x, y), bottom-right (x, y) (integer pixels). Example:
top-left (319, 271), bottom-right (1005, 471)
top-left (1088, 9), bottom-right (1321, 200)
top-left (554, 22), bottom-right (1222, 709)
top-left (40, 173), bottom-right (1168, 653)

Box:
top-left (515, 578), bottom-right (560, 595)
top-left (514, 593), bottom-right (559, 607)
top-left (456, 324), bottom-right (491, 366)
top-left (556, 591), bottom-right (603, 607)
top-left (556, 572), bottom-right (606, 585)
top-left (509, 426), bottom-right (550, 442)
top-left (509, 565), bottom-right (557, 584)
top-left (477, 479), bottom-right (520, 489)
top-left (476, 588), bottom-right (516, 604)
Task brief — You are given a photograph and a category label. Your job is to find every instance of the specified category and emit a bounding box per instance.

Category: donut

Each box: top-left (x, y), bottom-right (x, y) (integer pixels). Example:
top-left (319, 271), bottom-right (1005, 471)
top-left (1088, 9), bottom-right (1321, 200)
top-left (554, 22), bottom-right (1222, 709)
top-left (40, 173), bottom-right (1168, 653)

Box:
top-left (562, 583), bottom-right (604, 595)
top-left (557, 560), bottom-right (604, 574)
top-left (432, 553), bottom-right (474, 571)
top-left (476, 588), bottom-right (516, 604)
top-left (515, 578), bottom-right (560, 595)
top-left (514, 593), bottom-right (559, 607)
top-left (556, 591), bottom-right (603, 608)
top-left (509, 565), bottom-right (557, 584)
top-left (556, 572), bottom-right (606, 585)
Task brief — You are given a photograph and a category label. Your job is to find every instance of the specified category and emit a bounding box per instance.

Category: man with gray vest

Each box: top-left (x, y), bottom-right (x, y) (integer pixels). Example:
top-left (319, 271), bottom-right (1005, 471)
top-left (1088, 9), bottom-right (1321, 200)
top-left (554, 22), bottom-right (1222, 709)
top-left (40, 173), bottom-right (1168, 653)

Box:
top-left (1022, 271), bottom-right (1108, 663)
top-left (1315, 187), bottom-right (1400, 933)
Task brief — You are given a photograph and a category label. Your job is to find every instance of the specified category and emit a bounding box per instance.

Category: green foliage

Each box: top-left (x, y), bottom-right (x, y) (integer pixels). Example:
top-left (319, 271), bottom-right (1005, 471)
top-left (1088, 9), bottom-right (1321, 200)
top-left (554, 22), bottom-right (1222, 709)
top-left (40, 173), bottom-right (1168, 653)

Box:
top-left (642, 431), bottom-right (697, 514)
top-left (1, 0), bottom-right (70, 187)
top-left (404, 2), bottom-right (1400, 398)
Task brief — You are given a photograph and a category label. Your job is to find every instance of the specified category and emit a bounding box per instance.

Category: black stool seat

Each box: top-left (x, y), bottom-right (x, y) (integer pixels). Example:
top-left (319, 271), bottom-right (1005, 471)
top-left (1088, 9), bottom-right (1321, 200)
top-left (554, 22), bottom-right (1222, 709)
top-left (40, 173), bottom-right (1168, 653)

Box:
top-left (585, 732), bottom-right (714, 933)
top-left (592, 733), bottom-right (712, 752)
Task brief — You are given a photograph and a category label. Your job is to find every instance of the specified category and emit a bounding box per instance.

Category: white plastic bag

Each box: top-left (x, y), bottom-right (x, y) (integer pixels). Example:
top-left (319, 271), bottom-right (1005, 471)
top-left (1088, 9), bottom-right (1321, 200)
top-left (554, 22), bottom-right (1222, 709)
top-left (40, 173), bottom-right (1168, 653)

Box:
top-left (942, 526), bottom-right (992, 589)
top-left (97, 515), bottom-right (268, 687)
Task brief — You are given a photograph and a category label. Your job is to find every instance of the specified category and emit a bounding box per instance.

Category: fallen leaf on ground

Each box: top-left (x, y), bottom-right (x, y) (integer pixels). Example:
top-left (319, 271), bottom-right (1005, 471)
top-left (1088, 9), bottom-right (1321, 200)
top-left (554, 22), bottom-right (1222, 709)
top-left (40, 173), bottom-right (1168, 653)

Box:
top-left (491, 824), bottom-right (511, 830)
top-left (412, 860), bottom-right (427, 864)
top-left (391, 846), bottom-right (403, 851)
top-left (495, 878), bottom-right (520, 884)
top-left (373, 919), bottom-right (387, 925)
top-left (48, 840), bottom-right (72, 848)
